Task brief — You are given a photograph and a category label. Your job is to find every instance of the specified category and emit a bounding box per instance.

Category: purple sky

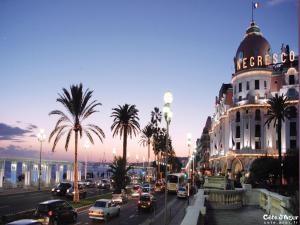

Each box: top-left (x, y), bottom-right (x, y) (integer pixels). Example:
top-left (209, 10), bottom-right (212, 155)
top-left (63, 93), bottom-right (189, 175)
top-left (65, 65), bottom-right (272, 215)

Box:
top-left (0, 0), bottom-right (298, 162)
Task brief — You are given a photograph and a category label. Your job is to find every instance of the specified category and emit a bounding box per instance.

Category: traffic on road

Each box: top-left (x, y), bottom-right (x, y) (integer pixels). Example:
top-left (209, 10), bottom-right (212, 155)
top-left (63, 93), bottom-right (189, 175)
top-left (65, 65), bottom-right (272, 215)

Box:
top-left (2, 174), bottom-right (194, 225)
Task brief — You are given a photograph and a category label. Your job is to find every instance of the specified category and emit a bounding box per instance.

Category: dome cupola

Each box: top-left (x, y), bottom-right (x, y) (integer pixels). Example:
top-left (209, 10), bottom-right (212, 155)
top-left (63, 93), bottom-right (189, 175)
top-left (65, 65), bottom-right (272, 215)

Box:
top-left (234, 22), bottom-right (271, 72)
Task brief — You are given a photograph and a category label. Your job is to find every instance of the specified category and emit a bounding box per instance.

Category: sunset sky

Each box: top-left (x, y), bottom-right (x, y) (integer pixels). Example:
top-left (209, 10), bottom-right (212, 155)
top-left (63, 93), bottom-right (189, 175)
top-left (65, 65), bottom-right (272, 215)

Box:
top-left (0, 0), bottom-right (298, 162)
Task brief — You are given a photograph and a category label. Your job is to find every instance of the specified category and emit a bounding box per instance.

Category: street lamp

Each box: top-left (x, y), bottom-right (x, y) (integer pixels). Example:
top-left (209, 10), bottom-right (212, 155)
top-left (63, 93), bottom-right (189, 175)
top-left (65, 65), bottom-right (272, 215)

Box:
top-left (84, 140), bottom-right (90, 180)
top-left (186, 133), bottom-right (192, 201)
top-left (37, 129), bottom-right (46, 191)
top-left (112, 148), bottom-right (116, 157)
top-left (163, 91), bottom-right (173, 225)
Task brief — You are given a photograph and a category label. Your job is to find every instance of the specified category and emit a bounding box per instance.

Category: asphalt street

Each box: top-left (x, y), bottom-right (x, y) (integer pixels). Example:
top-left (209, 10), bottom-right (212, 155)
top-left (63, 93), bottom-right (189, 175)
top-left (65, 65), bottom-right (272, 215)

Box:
top-left (75, 192), bottom-right (188, 225)
top-left (0, 188), bottom-right (108, 216)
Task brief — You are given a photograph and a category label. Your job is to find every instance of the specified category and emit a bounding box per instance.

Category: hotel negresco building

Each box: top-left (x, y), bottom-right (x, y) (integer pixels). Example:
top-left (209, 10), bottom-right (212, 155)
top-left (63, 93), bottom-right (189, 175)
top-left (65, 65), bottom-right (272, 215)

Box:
top-left (208, 21), bottom-right (298, 175)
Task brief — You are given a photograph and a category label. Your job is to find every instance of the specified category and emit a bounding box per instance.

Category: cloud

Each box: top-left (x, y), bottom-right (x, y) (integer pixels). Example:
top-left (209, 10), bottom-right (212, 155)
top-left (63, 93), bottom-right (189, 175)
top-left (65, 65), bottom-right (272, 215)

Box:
top-left (0, 145), bottom-right (40, 158)
top-left (0, 123), bottom-right (31, 140)
top-left (27, 123), bottom-right (38, 130)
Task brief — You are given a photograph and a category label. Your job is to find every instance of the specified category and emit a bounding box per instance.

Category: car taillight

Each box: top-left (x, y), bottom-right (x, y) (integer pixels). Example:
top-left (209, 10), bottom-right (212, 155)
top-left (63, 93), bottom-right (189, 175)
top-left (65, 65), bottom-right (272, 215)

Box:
top-left (148, 202), bottom-right (150, 205)
top-left (48, 211), bottom-right (53, 216)
top-left (138, 201), bottom-right (141, 204)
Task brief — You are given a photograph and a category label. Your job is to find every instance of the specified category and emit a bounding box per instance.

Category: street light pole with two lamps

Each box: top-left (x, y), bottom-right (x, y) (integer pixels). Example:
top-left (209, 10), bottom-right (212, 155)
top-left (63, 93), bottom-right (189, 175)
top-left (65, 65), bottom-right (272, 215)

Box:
top-left (37, 129), bottom-right (46, 191)
top-left (163, 91), bottom-right (173, 225)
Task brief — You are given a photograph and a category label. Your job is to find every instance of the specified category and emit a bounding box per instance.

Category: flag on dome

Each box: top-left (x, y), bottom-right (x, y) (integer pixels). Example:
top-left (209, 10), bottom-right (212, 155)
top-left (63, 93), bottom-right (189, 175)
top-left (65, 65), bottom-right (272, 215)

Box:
top-left (253, 2), bottom-right (260, 9)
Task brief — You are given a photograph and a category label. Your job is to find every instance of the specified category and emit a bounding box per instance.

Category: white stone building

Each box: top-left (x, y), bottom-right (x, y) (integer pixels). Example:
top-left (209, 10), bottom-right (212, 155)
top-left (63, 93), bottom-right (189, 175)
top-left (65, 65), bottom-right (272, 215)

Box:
top-left (209, 21), bottom-right (298, 175)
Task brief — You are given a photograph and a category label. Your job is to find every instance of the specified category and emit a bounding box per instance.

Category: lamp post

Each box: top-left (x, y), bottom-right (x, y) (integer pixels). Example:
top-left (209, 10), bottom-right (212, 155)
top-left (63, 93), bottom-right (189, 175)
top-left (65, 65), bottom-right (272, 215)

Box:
top-left (84, 140), bottom-right (90, 180)
top-left (163, 91), bottom-right (173, 225)
top-left (37, 129), bottom-right (46, 191)
top-left (186, 133), bottom-right (192, 202)
top-left (112, 148), bottom-right (116, 158)
top-left (193, 147), bottom-right (197, 185)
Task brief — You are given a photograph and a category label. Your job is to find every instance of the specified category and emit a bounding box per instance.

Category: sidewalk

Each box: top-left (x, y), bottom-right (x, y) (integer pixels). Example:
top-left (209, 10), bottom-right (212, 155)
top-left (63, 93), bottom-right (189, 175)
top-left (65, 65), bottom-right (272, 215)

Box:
top-left (205, 206), bottom-right (266, 225)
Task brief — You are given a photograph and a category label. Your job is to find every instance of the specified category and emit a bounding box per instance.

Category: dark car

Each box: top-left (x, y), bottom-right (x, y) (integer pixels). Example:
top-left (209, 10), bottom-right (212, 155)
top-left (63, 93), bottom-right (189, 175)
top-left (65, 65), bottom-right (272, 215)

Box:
top-left (97, 179), bottom-right (110, 189)
top-left (66, 184), bottom-right (87, 199)
top-left (83, 179), bottom-right (95, 188)
top-left (6, 219), bottom-right (42, 225)
top-left (137, 193), bottom-right (156, 211)
top-left (51, 182), bottom-right (72, 196)
top-left (34, 199), bottom-right (77, 225)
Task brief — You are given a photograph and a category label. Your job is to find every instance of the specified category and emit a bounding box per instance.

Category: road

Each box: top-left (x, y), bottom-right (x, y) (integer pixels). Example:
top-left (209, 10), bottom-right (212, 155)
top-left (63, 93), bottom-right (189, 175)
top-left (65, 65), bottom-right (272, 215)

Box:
top-left (0, 188), bottom-right (108, 216)
top-left (76, 192), bottom-right (188, 225)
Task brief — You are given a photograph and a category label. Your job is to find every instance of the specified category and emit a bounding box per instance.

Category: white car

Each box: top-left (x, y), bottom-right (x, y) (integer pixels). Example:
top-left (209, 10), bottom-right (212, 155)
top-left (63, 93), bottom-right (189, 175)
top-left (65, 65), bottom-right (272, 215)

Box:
top-left (89, 199), bottom-right (120, 221)
top-left (177, 187), bottom-right (188, 199)
top-left (112, 191), bottom-right (128, 205)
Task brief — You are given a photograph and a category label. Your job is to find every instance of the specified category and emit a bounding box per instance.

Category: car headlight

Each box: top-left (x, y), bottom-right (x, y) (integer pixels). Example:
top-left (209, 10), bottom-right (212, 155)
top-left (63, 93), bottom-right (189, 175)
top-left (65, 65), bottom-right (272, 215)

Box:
top-left (52, 188), bottom-right (55, 191)
top-left (67, 190), bottom-right (69, 193)
top-left (57, 190), bottom-right (60, 192)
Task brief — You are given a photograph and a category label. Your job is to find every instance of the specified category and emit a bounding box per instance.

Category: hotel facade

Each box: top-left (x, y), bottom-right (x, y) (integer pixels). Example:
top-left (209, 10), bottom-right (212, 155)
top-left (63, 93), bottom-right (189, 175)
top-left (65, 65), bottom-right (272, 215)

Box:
top-left (209, 21), bottom-right (298, 175)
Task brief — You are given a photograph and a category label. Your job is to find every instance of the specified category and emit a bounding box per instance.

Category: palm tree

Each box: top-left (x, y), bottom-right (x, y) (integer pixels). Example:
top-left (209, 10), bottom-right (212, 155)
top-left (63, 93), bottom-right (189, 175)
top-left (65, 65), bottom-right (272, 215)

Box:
top-left (109, 156), bottom-right (132, 192)
top-left (265, 94), bottom-right (289, 188)
top-left (49, 83), bottom-right (105, 202)
top-left (111, 104), bottom-right (140, 172)
top-left (151, 107), bottom-right (162, 179)
top-left (139, 123), bottom-right (154, 181)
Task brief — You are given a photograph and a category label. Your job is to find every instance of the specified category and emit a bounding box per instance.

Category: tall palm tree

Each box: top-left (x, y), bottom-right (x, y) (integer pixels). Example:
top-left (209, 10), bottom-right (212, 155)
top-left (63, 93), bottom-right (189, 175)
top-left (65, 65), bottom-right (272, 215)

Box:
top-left (111, 104), bottom-right (140, 171)
top-left (265, 94), bottom-right (289, 188)
top-left (151, 107), bottom-right (162, 179)
top-left (49, 83), bottom-right (105, 202)
top-left (139, 123), bottom-right (154, 181)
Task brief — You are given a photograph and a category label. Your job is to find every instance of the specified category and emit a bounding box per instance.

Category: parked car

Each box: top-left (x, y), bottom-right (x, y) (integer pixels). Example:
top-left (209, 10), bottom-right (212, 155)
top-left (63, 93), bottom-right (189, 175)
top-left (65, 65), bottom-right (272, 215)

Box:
top-left (6, 219), bottom-right (42, 225)
top-left (137, 193), bottom-right (156, 211)
top-left (112, 190), bottom-right (128, 205)
top-left (34, 199), bottom-right (77, 225)
top-left (88, 199), bottom-right (120, 221)
top-left (66, 184), bottom-right (87, 199)
top-left (51, 182), bottom-right (72, 196)
top-left (131, 185), bottom-right (142, 198)
top-left (177, 187), bottom-right (188, 199)
top-left (97, 179), bottom-right (110, 189)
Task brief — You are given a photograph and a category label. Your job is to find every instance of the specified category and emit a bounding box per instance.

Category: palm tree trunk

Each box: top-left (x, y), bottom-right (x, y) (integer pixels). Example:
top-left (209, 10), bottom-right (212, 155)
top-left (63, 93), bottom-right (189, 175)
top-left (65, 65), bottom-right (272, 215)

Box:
top-left (123, 126), bottom-right (128, 188)
top-left (278, 120), bottom-right (282, 189)
top-left (148, 139), bottom-right (150, 182)
top-left (73, 131), bottom-right (79, 202)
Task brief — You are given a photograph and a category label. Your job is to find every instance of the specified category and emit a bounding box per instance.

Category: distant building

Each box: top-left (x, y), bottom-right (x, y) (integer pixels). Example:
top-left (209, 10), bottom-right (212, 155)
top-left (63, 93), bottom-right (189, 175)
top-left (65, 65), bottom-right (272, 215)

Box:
top-left (209, 21), bottom-right (298, 175)
top-left (196, 117), bottom-right (211, 171)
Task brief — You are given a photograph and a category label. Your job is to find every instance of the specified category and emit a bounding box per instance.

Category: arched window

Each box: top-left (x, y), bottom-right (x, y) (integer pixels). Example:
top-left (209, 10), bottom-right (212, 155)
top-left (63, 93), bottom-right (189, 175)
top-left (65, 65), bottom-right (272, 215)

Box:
top-left (239, 51), bottom-right (244, 61)
top-left (289, 75), bottom-right (295, 85)
top-left (255, 109), bottom-right (261, 121)
top-left (236, 111), bottom-right (240, 122)
top-left (287, 88), bottom-right (298, 99)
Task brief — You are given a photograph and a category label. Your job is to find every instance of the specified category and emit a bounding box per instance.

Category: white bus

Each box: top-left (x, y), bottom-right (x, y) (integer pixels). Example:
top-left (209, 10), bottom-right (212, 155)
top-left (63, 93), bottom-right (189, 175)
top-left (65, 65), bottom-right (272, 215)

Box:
top-left (166, 173), bottom-right (186, 193)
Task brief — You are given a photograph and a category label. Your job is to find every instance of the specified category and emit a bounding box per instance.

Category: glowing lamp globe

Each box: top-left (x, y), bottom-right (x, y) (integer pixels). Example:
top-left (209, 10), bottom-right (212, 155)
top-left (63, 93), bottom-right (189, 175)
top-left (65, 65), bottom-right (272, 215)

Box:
top-left (164, 91), bottom-right (173, 104)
